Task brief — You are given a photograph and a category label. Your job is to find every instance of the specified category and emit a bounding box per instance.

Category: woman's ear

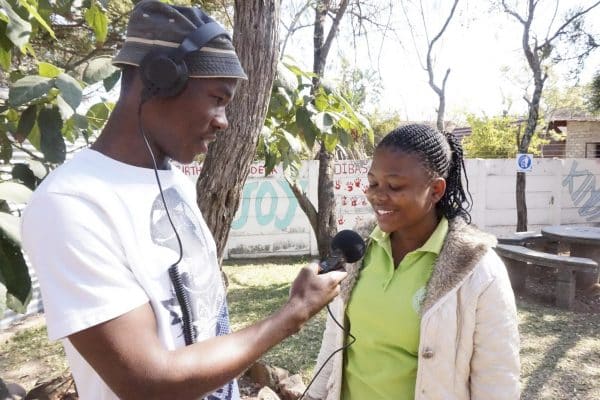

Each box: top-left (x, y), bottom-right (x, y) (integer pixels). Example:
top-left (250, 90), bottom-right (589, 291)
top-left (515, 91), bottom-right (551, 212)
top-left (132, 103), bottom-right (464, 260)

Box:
top-left (430, 177), bottom-right (446, 204)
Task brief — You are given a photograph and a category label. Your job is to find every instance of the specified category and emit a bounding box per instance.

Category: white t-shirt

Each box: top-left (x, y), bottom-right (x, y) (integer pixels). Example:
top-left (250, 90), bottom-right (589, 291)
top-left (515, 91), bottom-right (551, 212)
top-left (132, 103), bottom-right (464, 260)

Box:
top-left (21, 149), bottom-right (240, 400)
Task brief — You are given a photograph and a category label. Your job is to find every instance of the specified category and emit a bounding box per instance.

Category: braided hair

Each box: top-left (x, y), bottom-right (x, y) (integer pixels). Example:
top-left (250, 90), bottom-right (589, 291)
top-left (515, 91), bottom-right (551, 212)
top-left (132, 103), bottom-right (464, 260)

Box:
top-left (377, 123), bottom-right (472, 222)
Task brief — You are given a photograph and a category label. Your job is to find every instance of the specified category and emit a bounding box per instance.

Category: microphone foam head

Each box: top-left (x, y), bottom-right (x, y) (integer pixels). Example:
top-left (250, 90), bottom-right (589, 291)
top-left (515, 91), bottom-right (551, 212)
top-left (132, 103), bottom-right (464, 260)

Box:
top-left (331, 230), bottom-right (366, 263)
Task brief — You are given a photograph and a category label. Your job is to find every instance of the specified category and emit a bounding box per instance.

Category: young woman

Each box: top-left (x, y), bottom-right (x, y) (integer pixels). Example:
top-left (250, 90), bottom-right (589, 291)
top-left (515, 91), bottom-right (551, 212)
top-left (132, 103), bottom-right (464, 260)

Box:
top-left (306, 124), bottom-right (520, 400)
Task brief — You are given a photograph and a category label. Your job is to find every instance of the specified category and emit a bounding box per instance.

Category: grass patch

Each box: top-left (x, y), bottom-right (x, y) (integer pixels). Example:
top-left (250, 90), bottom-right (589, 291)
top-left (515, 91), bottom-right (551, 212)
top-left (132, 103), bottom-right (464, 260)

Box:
top-left (517, 300), bottom-right (600, 399)
top-left (223, 258), bottom-right (326, 381)
top-left (2, 257), bottom-right (599, 399)
top-left (0, 325), bottom-right (68, 383)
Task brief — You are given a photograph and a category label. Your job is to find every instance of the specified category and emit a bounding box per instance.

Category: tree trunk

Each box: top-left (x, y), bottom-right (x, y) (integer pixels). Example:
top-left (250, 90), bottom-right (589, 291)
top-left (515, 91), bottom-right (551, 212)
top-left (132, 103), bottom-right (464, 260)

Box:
top-left (196, 0), bottom-right (280, 262)
top-left (311, 1), bottom-right (336, 258)
top-left (515, 70), bottom-right (544, 232)
top-left (316, 146), bottom-right (337, 257)
top-left (436, 93), bottom-right (445, 132)
top-left (285, 0), bottom-right (349, 258)
top-left (516, 172), bottom-right (528, 232)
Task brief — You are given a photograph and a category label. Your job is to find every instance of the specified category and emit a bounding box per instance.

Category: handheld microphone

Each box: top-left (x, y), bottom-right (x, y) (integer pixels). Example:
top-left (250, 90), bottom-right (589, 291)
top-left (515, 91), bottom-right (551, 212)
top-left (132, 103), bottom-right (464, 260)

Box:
top-left (319, 230), bottom-right (366, 274)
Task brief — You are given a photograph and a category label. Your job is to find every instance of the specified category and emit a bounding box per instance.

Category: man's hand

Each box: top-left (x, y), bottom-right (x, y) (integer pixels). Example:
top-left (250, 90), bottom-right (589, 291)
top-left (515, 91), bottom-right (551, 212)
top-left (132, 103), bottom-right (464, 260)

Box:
top-left (284, 261), bottom-right (347, 331)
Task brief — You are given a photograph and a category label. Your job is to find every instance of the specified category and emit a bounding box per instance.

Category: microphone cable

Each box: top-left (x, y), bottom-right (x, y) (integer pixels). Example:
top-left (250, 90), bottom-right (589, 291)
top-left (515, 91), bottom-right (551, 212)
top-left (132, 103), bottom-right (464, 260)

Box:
top-left (137, 99), bottom-right (196, 346)
top-left (299, 302), bottom-right (356, 400)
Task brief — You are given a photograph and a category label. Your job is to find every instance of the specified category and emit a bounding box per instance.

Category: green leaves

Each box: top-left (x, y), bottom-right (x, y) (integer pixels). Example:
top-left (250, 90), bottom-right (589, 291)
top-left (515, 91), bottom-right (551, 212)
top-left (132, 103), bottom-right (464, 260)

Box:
top-left (17, 0), bottom-right (56, 39)
top-left (38, 62), bottom-right (63, 78)
top-left (295, 107), bottom-right (319, 149)
top-left (84, 2), bottom-right (108, 44)
top-left (0, 21), bottom-right (13, 70)
top-left (261, 61), bottom-right (372, 180)
top-left (0, 0), bottom-right (118, 318)
top-left (55, 73), bottom-right (82, 111)
top-left (62, 113), bottom-right (89, 143)
top-left (9, 69), bottom-right (83, 118)
top-left (462, 113), bottom-right (549, 158)
top-left (16, 105), bottom-right (37, 141)
top-left (0, 0), bottom-right (31, 49)
top-left (7, 72), bottom-right (83, 159)
top-left (83, 56), bottom-right (118, 84)
top-left (38, 107), bottom-right (66, 163)
top-left (311, 112), bottom-right (335, 134)
top-left (86, 102), bottom-right (114, 131)
top-left (0, 225), bottom-right (32, 315)
top-left (8, 76), bottom-right (53, 107)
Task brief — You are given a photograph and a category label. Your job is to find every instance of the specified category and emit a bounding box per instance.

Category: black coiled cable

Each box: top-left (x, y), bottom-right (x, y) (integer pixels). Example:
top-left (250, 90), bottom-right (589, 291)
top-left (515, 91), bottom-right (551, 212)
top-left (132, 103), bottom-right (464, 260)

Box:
top-left (168, 265), bottom-right (196, 345)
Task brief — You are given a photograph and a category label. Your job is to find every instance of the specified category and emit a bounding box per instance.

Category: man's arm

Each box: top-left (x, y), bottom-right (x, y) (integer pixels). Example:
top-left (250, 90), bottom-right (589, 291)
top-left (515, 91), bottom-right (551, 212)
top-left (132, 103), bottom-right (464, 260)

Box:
top-left (69, 264), bottom-right (346, 400)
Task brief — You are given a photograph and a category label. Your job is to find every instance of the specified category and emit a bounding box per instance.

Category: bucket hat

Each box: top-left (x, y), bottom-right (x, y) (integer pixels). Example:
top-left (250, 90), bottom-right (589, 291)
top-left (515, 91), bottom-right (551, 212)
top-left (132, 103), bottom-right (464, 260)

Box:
top-left (113, 0), bottom-right (247, 79)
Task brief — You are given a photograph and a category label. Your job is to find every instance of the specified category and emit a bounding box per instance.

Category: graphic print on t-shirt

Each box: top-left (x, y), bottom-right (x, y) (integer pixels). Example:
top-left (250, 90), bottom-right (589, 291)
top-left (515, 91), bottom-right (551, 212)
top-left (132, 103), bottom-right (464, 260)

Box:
top-left (150, 187), bottom-right (236, 400)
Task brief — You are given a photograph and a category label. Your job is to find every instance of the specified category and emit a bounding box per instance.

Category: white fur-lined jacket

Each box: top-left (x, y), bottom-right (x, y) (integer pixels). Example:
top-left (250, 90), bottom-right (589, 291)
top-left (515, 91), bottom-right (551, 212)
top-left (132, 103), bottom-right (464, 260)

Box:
top-left (306, 219), bottom-right (520, 400)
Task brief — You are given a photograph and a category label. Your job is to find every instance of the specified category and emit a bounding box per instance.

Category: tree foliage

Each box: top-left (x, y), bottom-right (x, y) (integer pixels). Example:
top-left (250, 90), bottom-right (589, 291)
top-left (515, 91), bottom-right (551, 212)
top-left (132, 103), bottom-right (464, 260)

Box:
top-left (260, 60), bottom-right (373, 179)
top-left (400, 0), bottom-right (460, 132)
top-left (365, 109), bottom-right (402, 155)
top-left (0, 0), bottom-right (124, 316)
top-left (462, 114), bottom-right (547, 159)
top-left (590, 71), bottom-right (600, 112)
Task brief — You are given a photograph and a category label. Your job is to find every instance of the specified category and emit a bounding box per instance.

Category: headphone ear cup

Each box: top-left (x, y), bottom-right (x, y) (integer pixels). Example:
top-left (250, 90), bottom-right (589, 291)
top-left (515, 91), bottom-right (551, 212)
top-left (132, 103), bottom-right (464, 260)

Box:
top-left (139, 50), bottom-right (189, 98)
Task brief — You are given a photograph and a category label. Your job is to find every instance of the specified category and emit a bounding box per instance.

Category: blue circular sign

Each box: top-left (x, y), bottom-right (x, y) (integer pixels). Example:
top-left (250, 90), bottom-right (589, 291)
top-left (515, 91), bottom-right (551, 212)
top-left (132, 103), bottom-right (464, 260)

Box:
top-left (517, 154), bottom-right (532, 170)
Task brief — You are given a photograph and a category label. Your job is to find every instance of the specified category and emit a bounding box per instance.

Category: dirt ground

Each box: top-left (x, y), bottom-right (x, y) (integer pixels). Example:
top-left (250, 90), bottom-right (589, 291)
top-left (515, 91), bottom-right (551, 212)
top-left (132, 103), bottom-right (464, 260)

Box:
top-left (1, 267), bottom-right (599, 399)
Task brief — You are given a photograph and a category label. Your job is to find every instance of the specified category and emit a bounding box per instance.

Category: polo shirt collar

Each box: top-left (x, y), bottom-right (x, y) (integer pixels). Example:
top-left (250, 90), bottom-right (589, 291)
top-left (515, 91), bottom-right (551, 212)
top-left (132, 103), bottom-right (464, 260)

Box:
top-left (369, 217), bottom-right (449, 255)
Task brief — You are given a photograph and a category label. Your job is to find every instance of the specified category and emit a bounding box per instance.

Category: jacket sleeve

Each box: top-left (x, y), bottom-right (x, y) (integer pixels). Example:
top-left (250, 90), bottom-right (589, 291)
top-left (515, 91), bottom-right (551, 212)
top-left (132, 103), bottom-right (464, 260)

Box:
top-left (305, 296), bottom-right (344, 400)
top-left (470, 254), bottom-right (521, 399)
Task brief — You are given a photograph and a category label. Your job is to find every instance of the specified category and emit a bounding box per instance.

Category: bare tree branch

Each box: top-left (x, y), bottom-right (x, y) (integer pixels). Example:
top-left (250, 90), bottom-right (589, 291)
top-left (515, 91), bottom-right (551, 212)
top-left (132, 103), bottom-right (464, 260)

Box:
top-left (400, 0), bottom-right (425, 69)
top-left (501, 0), bottom-right (526, 25)
top-left (286, 178), bottom-right (318, 231)
top-left (425, 0), bottom-right (459, 74)
top-left (441, 67), bottom-right (451, 91)
top-left (218, 0), bottom-right (234, 27)
top-left (321, 0), bottom-right (350, 63)
top-left (280, 0), bottom-right (314, 59)
top-left (544, 0), bottom-right (560, 41)
top-left (545, 0), bottom-right (600, 45)
top-left (424, 0), bottom-right (459, 131)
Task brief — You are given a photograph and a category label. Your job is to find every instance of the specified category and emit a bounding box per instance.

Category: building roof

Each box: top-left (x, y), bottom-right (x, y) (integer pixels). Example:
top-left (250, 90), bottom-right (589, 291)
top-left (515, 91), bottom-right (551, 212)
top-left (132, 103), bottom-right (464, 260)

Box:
top-left (547, 108), bottom-right (600, 122)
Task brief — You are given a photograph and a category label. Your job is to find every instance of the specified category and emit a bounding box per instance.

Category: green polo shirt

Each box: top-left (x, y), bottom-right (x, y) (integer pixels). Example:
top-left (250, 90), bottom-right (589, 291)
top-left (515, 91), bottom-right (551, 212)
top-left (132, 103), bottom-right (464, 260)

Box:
top-left (341, 218), bottom-right (448, 400)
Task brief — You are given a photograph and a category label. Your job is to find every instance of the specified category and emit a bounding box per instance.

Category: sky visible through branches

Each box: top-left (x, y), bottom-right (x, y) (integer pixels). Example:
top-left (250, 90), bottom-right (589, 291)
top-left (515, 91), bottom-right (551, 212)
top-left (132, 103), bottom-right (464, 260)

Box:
top-left (280, 0), bottom-right (600, 122)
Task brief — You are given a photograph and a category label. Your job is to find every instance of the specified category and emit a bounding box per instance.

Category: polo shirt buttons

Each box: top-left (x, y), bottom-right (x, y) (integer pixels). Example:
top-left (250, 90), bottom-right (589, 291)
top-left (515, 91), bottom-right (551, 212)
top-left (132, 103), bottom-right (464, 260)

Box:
top-left (422, 348), bottom-right (434, 359)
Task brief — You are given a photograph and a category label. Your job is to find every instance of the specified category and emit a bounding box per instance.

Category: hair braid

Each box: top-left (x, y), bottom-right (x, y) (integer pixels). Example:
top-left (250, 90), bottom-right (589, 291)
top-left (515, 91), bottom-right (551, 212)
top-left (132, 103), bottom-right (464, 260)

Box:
top-left (377, 124), bottom-right (472, 222)
top-left (441, 131), bottom-right (472, 222)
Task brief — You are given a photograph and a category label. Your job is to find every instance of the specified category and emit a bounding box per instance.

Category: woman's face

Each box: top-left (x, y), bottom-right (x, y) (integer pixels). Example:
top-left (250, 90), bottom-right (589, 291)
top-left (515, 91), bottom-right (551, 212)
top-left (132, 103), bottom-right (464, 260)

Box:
top-left (366, 148), bottom-right (446, 235)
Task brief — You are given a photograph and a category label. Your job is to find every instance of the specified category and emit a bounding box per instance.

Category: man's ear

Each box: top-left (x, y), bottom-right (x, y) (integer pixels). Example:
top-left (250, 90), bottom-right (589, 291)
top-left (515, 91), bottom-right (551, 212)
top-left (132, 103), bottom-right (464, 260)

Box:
top-left (430, 177), bottom-right (446, 203)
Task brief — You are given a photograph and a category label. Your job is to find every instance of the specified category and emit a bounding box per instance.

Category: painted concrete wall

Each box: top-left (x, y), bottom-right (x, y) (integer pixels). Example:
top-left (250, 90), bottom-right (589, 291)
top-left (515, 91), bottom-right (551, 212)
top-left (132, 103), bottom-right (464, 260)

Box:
top-left (176, 158), bottom-right (600, 258)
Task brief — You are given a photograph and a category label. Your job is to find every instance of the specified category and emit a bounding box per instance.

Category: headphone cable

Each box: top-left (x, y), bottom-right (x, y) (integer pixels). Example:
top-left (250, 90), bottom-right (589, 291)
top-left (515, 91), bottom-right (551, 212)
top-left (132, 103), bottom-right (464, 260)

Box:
top-left (137, 100), bottom-right (195, 345)
top-left (299, 303), bottom-right (356, 400)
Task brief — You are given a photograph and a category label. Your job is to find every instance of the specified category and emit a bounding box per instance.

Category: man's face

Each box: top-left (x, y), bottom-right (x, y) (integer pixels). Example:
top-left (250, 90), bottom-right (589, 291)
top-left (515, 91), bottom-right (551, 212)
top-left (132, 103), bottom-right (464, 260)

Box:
top-left (143, 77), bottom-right (238, 164)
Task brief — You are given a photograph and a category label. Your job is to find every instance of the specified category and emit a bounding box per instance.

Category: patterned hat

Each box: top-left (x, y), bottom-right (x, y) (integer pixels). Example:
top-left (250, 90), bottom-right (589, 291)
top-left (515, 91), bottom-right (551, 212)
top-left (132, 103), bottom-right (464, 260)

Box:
top-left (113, 0), bottom-right (247, 80)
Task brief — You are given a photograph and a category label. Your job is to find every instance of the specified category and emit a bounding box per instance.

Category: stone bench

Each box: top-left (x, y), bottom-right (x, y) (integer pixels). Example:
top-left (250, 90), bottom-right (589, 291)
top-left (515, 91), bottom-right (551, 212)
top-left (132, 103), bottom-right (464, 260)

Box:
top-left (494, 244), bottom-right (598, 309)
top-left (496, 231), bottom-right (559, 252)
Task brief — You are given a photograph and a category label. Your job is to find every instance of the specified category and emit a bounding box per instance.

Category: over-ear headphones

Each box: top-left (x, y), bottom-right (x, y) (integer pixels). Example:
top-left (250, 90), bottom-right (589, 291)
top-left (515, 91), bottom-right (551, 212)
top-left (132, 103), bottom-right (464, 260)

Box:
top-left (139, 21), bottom-right (230, 99)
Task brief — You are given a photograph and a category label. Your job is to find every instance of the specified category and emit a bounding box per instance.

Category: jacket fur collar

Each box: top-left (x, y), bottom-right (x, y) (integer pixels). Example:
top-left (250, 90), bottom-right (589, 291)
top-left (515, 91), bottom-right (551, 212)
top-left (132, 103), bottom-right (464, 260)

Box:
top-left (339, 218), bottom-right (497, 314)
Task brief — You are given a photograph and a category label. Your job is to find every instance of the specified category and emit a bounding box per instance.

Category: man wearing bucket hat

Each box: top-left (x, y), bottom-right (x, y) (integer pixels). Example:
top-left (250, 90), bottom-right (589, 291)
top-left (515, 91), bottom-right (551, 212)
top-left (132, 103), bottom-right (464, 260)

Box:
top-left (21, 1), bottom-right (347, 399)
